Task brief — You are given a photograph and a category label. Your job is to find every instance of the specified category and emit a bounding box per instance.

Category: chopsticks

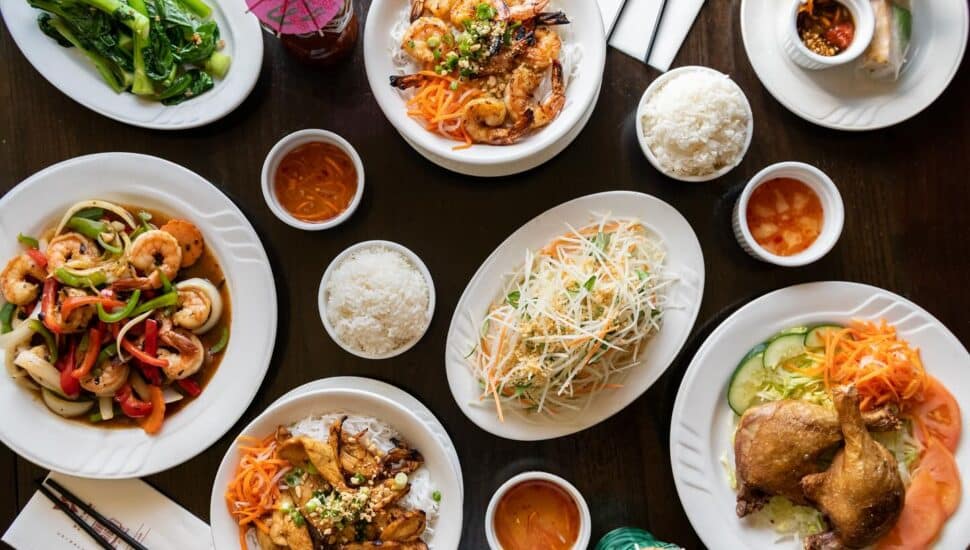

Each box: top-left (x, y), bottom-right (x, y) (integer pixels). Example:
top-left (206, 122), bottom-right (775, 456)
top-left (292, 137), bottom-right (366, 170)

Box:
top-left (643, 0), bottom-right (669, 64)
top-left (35, 478), bottom-right (149, 550)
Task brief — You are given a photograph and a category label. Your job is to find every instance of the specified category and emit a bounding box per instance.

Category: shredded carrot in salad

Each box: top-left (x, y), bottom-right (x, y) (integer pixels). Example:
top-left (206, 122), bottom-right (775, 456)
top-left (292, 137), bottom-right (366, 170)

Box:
top-left (403, 72), bottom-right (483, 150)
top-left (225, 434), bottom-right (291, 548)
top-left (821, 319), bottom-right (928, 411)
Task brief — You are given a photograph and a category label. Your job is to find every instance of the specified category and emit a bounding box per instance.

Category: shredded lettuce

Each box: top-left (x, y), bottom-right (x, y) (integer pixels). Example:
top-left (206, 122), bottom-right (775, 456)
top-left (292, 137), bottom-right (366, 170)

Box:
top-left (750, 497), bottom-right (826, 538)
top-left (754, 354), bottom-right (832, 408)
top-left (872, 419), bottom-right (920, 486)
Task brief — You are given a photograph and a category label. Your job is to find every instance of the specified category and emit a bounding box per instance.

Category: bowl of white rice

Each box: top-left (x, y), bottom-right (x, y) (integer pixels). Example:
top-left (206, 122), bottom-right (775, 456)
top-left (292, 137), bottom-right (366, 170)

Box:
top-left (636, 66), bottom-right (753, 182)
top-left (319, 240), bottom-right (435, 360)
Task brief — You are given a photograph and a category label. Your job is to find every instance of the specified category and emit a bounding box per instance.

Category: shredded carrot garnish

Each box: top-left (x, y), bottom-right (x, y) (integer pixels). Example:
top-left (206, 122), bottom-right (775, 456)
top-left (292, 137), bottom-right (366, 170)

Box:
top-left (225, 433), bottom-right (290, 548)
top-left (402, 75), bottom-right (482, 150)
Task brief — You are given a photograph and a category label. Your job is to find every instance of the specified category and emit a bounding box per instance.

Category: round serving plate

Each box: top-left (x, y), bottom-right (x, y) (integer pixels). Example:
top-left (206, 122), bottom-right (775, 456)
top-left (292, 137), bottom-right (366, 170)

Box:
top-left (210, 387), bottom-right (464, 549)
top-left (0, 0), bottom-right (263, 129)
top-left (446, 191), bottom-right (705, 441)
top-left (0, 153), bottom-right (277, 478)
top-left (364, 0), bottom-right (606, 174)
top-left (740, 0), bottom-right (968, 130)
top-left (671, 281), bottom-right (970, 549)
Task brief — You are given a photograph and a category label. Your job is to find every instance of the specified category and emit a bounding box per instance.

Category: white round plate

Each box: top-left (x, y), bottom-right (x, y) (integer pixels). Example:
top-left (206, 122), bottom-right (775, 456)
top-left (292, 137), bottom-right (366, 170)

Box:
top-left (1, 0), bottom-right (263, 129)
top-left (446, 191), bottom-right (705, 441)
top-left (364, 0), bottom-right (606, 174)
top-left (0, 153), bottom-right (277, 478)
top-left (274, 376), bottom-right (464, 496)
top-left (740, 0), bottom-right (968, 130)
top-left (671, 282), bottom-right (970, 549)
top-left (210, 387), bottom-right (463, 549)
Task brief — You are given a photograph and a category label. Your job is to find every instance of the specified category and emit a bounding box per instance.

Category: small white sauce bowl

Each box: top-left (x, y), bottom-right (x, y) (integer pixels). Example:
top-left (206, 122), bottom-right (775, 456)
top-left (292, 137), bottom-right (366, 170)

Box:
top-left (636, 66), bottom-right (754, 183)
top-left (318, 240), bottom-right (436, 360)
top-left (780, 0), bottom-right (875, 70)
top-left (261, 129), bottom-right (365, 231)
top-left (485, 471), bottom-right (591, 550)
top-left (733, 161), bottom-right (845, 267)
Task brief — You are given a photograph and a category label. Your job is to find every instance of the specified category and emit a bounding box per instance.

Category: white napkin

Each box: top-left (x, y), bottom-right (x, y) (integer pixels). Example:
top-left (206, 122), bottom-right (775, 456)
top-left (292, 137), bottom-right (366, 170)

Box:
top-left (3, 472), bottom-right (212, 550)
top-left (602, 0), bottom-right (706, 72)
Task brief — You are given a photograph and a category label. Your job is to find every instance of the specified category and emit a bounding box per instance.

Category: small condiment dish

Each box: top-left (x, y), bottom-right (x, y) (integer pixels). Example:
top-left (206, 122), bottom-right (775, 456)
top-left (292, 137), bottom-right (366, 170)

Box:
top-left (733, 161), bottom-right (845, 267)
top-left (318, 240), bottom-right (436, 360)
top-left (781, 0), bottom-right (875, 70)
top-left (636, 66), bottom-right (754, 183)
top-left (485, 471), bottom-right (591, 550)
top-left (261, 129), bottom-right (365, 231)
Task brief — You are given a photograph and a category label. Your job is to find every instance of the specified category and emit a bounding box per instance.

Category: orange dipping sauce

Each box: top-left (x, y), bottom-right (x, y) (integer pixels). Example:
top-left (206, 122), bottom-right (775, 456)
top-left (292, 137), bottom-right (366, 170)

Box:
top-left (746, 177), bottom-right (824, 256)
top-left (274, 142), bottom-right (358, 223)
top-left (494, 480), bottom-right (580, 550)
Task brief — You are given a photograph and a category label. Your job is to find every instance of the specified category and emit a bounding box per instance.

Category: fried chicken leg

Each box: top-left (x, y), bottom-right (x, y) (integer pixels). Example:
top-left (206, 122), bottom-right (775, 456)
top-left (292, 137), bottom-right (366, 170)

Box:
top-left (801, 386), bottom-right (905, 549)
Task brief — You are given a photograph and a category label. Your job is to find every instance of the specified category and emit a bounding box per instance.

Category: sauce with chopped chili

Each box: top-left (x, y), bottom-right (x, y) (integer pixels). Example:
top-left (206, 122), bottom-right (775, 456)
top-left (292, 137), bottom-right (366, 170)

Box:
top-left (494, 479), bottom-right (580, 550)
top-left (746, 178), bottom-right (824, 257)
top-left (797, 0), bottom-right (855, 56)
top-left (274, 142), bottom-right (358, 223)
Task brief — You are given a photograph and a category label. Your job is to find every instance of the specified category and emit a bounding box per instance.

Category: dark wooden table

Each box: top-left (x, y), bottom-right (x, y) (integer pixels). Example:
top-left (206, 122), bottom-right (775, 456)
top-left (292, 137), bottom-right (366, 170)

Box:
top-left (1, 1), bottom-right (968, 548)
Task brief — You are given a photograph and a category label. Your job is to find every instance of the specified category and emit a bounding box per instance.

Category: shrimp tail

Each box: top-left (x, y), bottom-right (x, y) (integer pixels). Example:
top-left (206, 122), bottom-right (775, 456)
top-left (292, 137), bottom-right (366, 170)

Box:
top-left (390, 74), bottom-right (426, 90)
top-left (409, 0), bottom-right (425, 21)
top-left (534, 11), bottom-right (569, 26)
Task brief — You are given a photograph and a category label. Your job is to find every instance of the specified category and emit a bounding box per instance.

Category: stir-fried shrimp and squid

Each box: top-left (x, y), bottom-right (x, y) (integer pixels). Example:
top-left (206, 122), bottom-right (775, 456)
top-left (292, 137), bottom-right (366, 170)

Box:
top-left (468, 215), bottom-right (669, 421)
top-left (0, 200), bottom-right (230, 433)
top-left (390, 0), bottom-right (574, 148)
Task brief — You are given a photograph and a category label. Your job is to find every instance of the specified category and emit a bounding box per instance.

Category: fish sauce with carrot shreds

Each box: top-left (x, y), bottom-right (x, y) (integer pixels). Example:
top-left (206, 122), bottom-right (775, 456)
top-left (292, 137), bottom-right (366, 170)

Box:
top-left (494, 479), bottom-right (581, 550)
top-left (745, 178), bottom-right (824, 257)
top-left (273, 142), bottom-right (358, 223)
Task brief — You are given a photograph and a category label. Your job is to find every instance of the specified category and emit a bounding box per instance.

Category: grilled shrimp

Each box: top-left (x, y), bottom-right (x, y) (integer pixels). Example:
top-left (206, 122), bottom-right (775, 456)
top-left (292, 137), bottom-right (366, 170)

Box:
top-left (506, 60), bottom-right (564, 128)
top-left (464, 98), bottom-right (534, 144)
top-left (79, 360), bottom-right (130, 396)
top-left (158, 326), bottom-right (204, 380)
top-left (127, 230), bottom-right (182, 288)
top-left (521, 26), bottom-right (561, 71)
top-left (401, 17), bottom-right (451, 64)
top-left (173, 286), bottom-right (212, 332)
top-left (507, 0), bottom-right (549, 20)
top-left (1, 253), bottom-right (46, 305)
top-left (449, 0), bottom-right (509, 25)
top-left (46, 233), bottom-right (99, 274)
top-left (411, 0), bottom-right (454, 20)
top-left (160, 219), bottom-right (204, 268)
top-left (47, 287), bottom-right (96, 334)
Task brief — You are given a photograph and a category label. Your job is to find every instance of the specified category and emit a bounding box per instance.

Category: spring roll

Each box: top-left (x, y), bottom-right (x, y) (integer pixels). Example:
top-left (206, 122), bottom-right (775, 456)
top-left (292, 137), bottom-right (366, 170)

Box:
top-left (860, 0), bottom-right (912, 80)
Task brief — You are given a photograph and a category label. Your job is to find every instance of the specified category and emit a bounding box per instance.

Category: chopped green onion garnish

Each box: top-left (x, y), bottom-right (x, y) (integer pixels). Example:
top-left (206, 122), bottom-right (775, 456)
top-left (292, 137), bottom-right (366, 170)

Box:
top-left (393, 472), bottom-right (408, 489)
top-left (583, 276), bottom-right (596, 291)
top-left (506, 291), bottom-right (520, 308)
top-left (432, 490), bottom-right (442, 502)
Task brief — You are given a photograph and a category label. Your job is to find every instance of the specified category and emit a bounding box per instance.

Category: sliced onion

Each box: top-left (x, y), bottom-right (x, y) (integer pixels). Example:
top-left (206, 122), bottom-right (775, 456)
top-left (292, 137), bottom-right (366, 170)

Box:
top-left (163, 387), bottom-right (184, 404)
top-left (42, 388), bottom-right (94, 418)
top-left (175, 278), bottom-right (223, 335)
top-left (54, 200), bottom-right (138, 235)
top-left (116, 310), bottom-right (153, 363)
top-left (99, 396), bottom-right (114, 421)
top-left (129, 370), bottom-right (151, 401)
top-left (15, 349), bottom-right (68, 397)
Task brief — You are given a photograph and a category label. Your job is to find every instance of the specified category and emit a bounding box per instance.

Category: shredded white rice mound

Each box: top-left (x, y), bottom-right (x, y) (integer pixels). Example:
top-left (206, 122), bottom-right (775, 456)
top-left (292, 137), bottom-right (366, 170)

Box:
top-left (326, 247), bottom-right (430, 355)
top-left (641, 70), bottom-right (750, 177)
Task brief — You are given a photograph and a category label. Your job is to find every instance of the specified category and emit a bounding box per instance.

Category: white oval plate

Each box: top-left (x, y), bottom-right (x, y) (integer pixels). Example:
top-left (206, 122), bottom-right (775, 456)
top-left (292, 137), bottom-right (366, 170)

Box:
top-left (0, 0), bottom-right (263, 129)
top-left (0, 153), bottom-right (277, 478)
top-left (740, 0), bottom-right (968, 130)
top-left (671, 281), bottom-right (970, 549)
top-left (363, 0), bottom-right (606, 173)
top-left (210, 387), bottom-right (463, 549)
top-left (446, 191), bottom-right (705, 441)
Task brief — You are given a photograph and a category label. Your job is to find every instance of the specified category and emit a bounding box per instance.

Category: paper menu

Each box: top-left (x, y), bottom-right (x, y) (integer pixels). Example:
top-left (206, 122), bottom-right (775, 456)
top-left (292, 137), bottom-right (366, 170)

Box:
top-left (3, 471), bottom-right (212, 550)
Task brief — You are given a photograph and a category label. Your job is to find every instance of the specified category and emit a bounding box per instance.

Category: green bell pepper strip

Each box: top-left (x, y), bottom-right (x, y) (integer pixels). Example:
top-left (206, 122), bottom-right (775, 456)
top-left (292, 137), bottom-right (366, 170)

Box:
top-left (73, 207), bottom-right (104, 220)
top-left (97, 343), bottom-right (118, 365)
top-left (209, 327), bottom-right (229, 354)
top-left (17, 233), bottom-right (39, 248)
top-left (158, 270), bottom-right (173, 294)
top-left (54, 267), bottom-right (107, 289)
top-left (27, 319), bottom-right (58, 363)
top-left (0, 303), bottom-right (15, 334)
top-left (132, 291), bottom-right (178, 316)
top-left (97, 291), bottom-right (141, 323)
top-left (66, 217), bottom-right (109, 240)
top-left (97, 234), bottom-right (123, 255)
top-left (130, 211), bottom-right (154, 241)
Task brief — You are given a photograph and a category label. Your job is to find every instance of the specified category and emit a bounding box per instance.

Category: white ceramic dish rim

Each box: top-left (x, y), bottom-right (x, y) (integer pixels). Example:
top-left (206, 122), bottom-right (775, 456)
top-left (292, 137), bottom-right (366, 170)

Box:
top-left (0, 0), bottom-right (263, 130)
top-left (740, 0), bottom-right (970, 130)
top-left (735, 161), bottom-right (845, 266)
top-left (0, 152), bottom-right (277, 478)
top-left (261, 129), bottom-right (365, 231)
top-left (784, 0), bottom-right (875, 67)
top-left (209, 387), bottom-right (464, 550)
top-left (670, 281), bottom-right (970, 550)
top-left (635, 66), bottom-right (754, 182)
top-left (362, 0), bottom-right (607, 167)
top-left (484, 471), bottom-right (592, 550)
top-left (318, 240), bottom-right (436, 360)
top-left (445, 191), bottom-right (705, 441)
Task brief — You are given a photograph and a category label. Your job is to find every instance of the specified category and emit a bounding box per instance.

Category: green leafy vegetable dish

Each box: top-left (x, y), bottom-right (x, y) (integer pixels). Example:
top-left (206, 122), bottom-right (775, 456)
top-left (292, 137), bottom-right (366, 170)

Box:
top-left (28, 0), bottom-right (231, 104)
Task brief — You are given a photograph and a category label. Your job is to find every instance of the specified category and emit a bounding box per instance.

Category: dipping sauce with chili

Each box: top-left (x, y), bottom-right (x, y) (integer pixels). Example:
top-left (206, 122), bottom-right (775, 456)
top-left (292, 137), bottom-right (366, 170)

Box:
top-left (797, 0), bottom-right (856, 56)
top-left (274, 141), bottom-right (358, 223)
top-left (746, 177), bottom-right (824, 256)
top-left (494, 479), bottom-right (581, 550)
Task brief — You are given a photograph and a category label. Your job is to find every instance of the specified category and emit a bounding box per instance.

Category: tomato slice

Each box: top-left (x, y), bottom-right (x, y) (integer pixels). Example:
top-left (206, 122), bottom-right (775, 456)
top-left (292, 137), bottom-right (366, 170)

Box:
top-left (910, 376), bottom-right (961, 453)
top-left (876, 467), bottom-right (946, 549)
top-left (918, 437), bottom-right (962, 517)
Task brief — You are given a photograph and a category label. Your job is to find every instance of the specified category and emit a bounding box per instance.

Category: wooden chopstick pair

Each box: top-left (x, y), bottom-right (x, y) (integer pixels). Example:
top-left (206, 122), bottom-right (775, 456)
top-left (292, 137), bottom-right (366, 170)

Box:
top-left (34, 478), bottom-right (149, 550)
top-left (606, 0), bottom-right (671, 65)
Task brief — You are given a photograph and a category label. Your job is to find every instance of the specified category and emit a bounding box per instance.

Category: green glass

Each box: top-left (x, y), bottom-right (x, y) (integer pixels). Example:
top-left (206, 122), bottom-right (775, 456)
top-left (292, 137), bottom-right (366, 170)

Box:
top-left (595, 527), bottom-right (681, 550)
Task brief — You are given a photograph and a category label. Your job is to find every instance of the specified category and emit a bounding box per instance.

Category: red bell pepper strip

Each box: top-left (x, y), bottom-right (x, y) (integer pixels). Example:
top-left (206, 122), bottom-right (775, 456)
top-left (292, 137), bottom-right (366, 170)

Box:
top-left (25, 248), bottom-right (48, 270)
top-left (176, 378), bottom-right (202, 397)
top-left (60, 296), bottom-right (125, 320)
top-left (120, 338), bottom-right (168, 368)
top-left (57, 339), bottom-right (80, 398)
top-left (40, 278), bottom-right (62, 334)
top-left (139, 385), bottom-right (166, 435)
top-left (115, 383), bottom-right (153, 418)
top-left (71, 327), bottom-right (102, 379)
top-left (138, 319), bottom-right (163, 385)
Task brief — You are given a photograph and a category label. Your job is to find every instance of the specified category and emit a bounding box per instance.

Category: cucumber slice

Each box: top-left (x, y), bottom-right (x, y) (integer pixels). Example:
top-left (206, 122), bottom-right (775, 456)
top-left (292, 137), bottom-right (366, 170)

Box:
top-left (764, 333), bottom-right (807, 369)
top-left (768, 326), bottom-right (809, 341)
top-left (805, 324), bottom-right (843, 349)
top-left (728, 344), bottom-right (767, 415)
